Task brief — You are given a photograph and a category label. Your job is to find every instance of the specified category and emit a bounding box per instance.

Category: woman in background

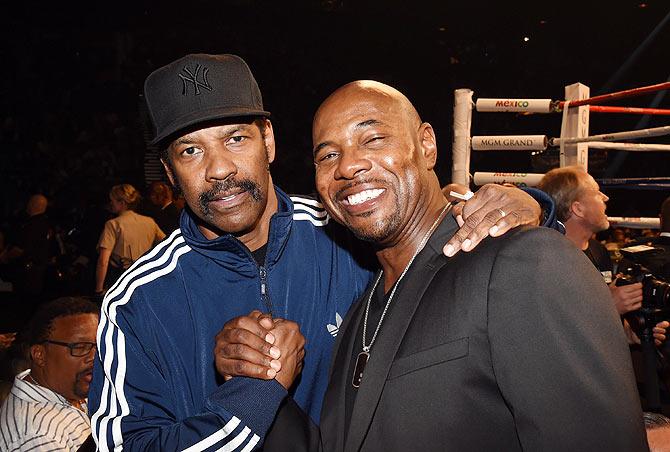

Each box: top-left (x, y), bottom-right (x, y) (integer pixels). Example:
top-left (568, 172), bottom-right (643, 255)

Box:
top-left (95, 184), bottom-right (165, 295)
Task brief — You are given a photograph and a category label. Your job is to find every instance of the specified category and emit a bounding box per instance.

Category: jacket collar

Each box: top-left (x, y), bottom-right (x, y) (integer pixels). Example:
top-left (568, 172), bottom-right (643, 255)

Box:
top-left (178, 186), bottom-right (294, 272)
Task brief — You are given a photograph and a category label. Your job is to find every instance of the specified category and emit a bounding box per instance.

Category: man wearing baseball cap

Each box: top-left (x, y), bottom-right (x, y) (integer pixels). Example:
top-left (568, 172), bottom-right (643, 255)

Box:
top-left (88, 53), bottom-right (546, 451)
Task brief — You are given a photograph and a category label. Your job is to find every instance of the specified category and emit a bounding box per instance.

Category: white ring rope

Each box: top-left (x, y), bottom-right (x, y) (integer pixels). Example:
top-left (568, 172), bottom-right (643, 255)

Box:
top-left (550, 125), bottom-right (670, 146)
top-left (581, 141), bottom-right (670, 152)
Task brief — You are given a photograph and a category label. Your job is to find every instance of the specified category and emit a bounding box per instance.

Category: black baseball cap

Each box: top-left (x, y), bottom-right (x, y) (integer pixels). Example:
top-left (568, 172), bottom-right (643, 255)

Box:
top-left (144, 53), bottom-right (271, 146)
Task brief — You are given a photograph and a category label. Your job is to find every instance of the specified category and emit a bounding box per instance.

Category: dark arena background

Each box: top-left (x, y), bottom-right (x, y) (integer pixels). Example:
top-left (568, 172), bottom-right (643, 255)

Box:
top-left (1, 0), bottom-right (669, 228)
top-left (2, 0), bottom-right (670, 443)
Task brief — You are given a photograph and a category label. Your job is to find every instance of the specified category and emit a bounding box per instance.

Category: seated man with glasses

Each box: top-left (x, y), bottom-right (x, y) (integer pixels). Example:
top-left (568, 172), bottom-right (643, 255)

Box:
top-left (0, 297), bottom-right (99, 451)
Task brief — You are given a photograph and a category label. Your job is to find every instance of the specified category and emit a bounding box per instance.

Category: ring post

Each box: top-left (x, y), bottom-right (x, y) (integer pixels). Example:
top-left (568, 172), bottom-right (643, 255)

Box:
top-left (452, 89), bottom-right (474, 186)
top-left (560, 83), bottom-right (590, 169)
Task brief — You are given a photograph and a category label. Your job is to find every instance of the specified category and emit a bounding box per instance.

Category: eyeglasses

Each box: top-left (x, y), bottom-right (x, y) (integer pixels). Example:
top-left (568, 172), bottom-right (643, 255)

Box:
top-left (42, 340), bottom-right (97, 357)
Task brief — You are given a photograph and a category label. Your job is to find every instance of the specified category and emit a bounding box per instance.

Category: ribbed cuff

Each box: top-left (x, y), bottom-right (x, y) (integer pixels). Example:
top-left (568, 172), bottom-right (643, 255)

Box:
top-left (206, 378), bottom-right (288, 438)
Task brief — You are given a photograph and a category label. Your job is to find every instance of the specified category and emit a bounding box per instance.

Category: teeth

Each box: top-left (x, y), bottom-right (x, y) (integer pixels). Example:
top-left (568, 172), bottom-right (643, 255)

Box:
top-left (347, 189), bottom-right (384, 206)
top-left (221, 194), bottom-right (238, 201)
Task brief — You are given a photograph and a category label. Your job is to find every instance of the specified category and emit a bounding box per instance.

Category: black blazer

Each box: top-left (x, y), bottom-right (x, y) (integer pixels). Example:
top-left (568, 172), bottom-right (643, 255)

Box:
top-left (319, 216), bottom-right (648, 452)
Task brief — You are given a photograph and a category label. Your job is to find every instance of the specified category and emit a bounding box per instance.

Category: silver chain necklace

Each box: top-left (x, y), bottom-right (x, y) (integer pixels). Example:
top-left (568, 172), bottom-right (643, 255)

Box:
top-left (352, 203), bottom-right (451, 388)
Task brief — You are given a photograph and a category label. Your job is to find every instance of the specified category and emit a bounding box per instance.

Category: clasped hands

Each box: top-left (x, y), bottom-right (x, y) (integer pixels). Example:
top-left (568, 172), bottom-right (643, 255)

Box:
top-left (214, 184), bottom-right (542, 384)
top-left (215, 310), bottom-right (305, 389)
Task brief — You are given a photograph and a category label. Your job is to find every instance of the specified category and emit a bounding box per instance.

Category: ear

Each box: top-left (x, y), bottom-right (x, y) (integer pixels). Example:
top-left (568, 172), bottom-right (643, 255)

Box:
top-left (262, 119), bottom-right (276, 164)
top-left (30, 344), bottom-right (46, 367)
top-left (161, 156), bottom-right (177, 187)
top-left (418, 122), bottom-right (437, 170)
top-left (570, 200), bottom-right (585, 219)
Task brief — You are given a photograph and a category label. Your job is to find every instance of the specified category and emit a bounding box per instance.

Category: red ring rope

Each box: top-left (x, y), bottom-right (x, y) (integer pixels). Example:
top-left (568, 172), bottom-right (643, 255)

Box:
top-left (557, 81), bottom-right (670, 109)
top-left (588, 105), bottom-right (670, 115)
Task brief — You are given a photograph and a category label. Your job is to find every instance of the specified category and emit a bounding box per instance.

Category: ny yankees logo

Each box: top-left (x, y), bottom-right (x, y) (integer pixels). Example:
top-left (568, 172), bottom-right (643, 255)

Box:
top-left (178, 64), bottom-right (213, 95)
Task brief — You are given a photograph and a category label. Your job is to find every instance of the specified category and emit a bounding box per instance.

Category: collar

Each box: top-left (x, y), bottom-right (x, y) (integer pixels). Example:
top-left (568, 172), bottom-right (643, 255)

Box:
top-left (661, 232), bottom-right (670, 238)
top-left (178, 186), bottom-right (294, 273)
top-left (12, 369), bottom-right (86, 410)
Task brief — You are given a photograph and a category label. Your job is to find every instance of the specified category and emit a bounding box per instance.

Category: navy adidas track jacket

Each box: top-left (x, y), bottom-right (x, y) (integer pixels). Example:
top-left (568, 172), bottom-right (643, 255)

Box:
top-left (88, 187), bottom-right (374, 451)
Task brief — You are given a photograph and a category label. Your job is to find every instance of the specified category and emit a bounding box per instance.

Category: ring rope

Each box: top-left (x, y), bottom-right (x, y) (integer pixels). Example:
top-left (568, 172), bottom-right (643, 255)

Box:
top-left (588, 105), bottom-right (670, 115)
top-left (550, 125), bottom-right (670, 146)
top-left (580, 141), bottom-right (670, 152)
top-left (557, 81), bottom-right (670, 109)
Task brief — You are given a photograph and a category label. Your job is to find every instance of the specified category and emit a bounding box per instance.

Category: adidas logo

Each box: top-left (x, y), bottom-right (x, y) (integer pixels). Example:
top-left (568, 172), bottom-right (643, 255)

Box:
top-left (326, 312), bottom-right (343, 337)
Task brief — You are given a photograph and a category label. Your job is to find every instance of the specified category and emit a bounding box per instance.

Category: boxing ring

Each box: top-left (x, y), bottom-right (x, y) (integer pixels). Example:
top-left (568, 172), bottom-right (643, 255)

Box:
top-left (451, 82), bottom-right (670, 229)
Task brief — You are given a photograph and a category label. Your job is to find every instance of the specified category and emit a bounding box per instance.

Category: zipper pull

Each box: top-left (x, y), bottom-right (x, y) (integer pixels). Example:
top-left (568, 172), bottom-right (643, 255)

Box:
top-left (259, 265), bottom-right (273, 315)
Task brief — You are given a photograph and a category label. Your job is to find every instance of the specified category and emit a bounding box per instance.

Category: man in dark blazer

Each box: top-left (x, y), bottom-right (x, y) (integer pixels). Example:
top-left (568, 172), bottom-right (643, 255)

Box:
top-left (146, 181), bottom-right (182, 234)
top-left (306, 80), bottom-right (648, 451)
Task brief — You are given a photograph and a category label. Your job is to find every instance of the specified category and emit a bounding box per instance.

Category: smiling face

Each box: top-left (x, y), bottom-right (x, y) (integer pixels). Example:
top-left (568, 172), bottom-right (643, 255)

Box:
top-left (312, 81), bottom-right (438, 246)
top-left (162, 118), bottom-right (276, 243)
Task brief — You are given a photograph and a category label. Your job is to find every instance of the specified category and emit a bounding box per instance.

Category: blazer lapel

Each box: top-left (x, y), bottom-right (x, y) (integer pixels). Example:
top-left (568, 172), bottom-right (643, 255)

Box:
top-left (343, 257), bottom-right (444, 450)
top-left (321, 293), bottom-right (368, 452)
top-left (343, 214), bottom-right (458, 452)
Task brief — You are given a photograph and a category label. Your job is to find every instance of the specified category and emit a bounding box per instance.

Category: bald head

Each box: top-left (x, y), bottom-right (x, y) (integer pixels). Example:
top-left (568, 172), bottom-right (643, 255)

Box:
top-left (26, 194), bottom-right (47, 216)
top-left (313, 81), bottom-right (421, 148)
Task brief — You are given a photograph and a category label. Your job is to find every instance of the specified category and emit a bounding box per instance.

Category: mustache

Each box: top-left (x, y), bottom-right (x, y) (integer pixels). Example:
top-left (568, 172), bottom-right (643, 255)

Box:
top-left (76, 367), bottom-right (93, 380)
top-left (199, 178), bottom-right (262, 216)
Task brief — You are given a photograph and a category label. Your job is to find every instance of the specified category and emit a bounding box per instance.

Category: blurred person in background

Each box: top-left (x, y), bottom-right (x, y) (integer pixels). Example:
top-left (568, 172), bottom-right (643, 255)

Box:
top-left (0, 195), bottom-right (53, 304)
top-left (537, 167), bottom-right (667, 336)
top-left (0, 297), bottom-right (98, 451)
top-left (94, 184), bottom-right (165, 295)
top-left (147, 180), bottom-right (182, 234)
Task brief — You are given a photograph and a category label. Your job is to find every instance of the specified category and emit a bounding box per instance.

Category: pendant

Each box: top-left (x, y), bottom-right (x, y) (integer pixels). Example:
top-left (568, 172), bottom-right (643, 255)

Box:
top-left (352, 351), bottom-right (369, 388)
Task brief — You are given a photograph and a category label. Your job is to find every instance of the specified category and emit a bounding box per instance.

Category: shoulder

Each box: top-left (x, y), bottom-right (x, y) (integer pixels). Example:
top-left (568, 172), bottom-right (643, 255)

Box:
top-left (485, 226), bottom-right (607, 295)
top-left (494, 224), bottom-right (577, 257)
top-left (131, 211), bottom-right (159, 224)
top-left (103, 217), bottom-right (120, 228)
top-left (463, 225), bottom-right (599, 284)
top-left (445, 225), bottom-right (573, 269)
top-left (588, 238), bottom-right (608, 253)
top-left (102, 232), bottom-right (191, 310)
top-left (290, 194), bottom-right (329, 227)
top-left (287, 194), bottom-right (375, 272)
